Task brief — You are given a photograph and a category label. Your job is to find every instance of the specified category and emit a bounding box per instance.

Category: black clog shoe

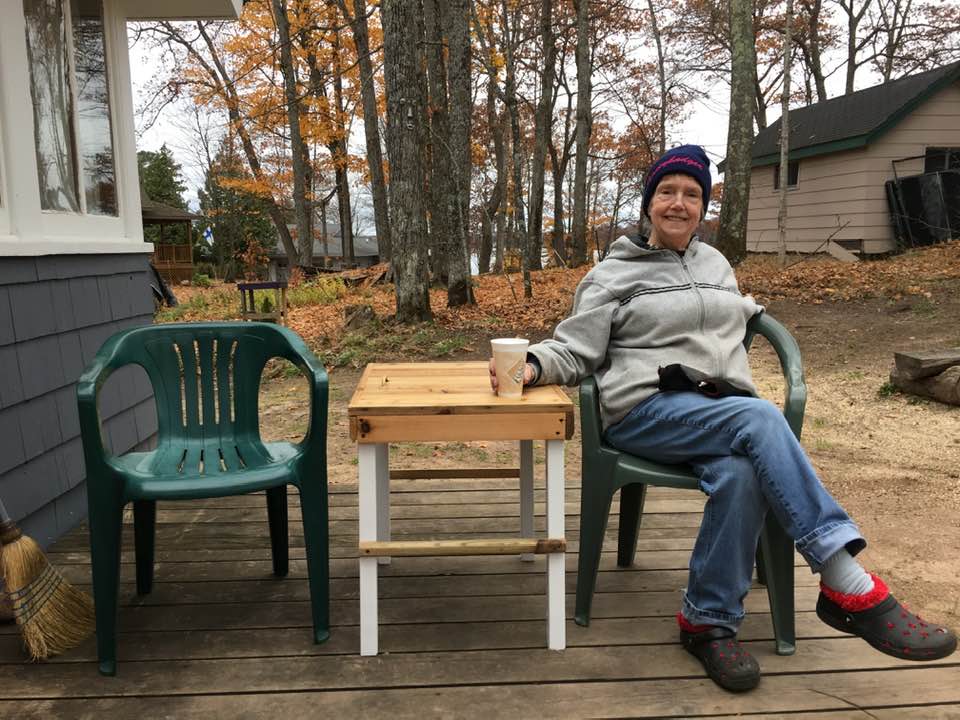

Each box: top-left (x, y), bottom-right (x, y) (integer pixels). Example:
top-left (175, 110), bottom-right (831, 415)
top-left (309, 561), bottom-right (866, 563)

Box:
top-left (681, 626), bottom-right (761, 692)
top-left (817, 575), bottom-right (957, 661)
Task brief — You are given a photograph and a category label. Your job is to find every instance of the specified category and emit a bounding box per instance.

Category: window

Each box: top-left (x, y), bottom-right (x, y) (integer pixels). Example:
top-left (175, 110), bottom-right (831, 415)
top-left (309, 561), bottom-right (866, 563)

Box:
top-left (924, 147), bottom-right (960, 173)
top-left (773, 160), bottom-right (799, 190)
top-left (22, 0), bottom-right (116, 216)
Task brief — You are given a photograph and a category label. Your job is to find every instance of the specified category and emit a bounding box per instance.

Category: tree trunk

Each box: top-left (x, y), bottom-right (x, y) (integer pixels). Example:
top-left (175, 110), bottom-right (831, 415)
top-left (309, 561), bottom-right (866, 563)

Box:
top-left (777, 0), bottom-right (794, 268)
top-left (548, 90), bottom-right (575, 266)
top-left (333, 29), bottom-right (355, 268)
top-left (549, 143), bottom-right (566, 265)
top-left (874, 0), bottom-right (911, 81)
top-left (526, 0), bottom-right (555, 280)
top-left (495, 200), bottom-right (507, 272)
top-left (424, 0), bottom-right (452, 285)
top-left (604, 176), bottom-right (625, 260)
top-left (501, 0), bottom-right (529, 295)
top-left (753, 71), bottom-right (769, 130)
top-left (715, 0), bottom-right (756, 265)
top-left (800, 0), bottom-right (828, 102)
top-left (479, 199), bottom-right (494, 275)
top-left (443, 0), bottom-right (475, 305)
top-left (588, 154), bottom-right (600, 261)
top-left (271, 0), bottom-right (313, 268)
top-left (301, 24), bottom-right (352, 269)
top-left (841, 0), bottom-right (872, 94)
top-left (382, 0), bottom-right (431, 322)
top-left (570, 0), bottom-right (592, 268)
top-left (480, 81), bottom-right (505, 275)
top-left (647, 0), bottom-right (667, 154)
top-left (337, 0), bottom-right (391, 263)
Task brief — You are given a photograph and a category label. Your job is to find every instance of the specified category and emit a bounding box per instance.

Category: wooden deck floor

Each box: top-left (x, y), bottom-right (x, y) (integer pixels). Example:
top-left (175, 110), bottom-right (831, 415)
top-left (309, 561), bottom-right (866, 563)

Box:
top-left (2, 477), bottom-right (958, 719)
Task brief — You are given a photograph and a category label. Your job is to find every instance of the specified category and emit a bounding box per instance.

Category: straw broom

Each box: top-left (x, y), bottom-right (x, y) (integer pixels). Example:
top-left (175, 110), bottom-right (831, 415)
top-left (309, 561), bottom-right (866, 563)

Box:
top-left (0, 499), bottom-right (94, 660)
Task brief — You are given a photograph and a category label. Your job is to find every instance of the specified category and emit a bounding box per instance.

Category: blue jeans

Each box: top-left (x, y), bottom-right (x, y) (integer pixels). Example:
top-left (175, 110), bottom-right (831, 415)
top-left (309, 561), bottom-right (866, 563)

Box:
top-left (604, 391), bottom-right (866, 632)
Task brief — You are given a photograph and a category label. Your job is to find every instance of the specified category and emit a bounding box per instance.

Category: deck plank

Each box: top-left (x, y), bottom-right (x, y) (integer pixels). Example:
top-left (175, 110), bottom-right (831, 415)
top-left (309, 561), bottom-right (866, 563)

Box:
top-left (5, 668), bottom-right (960, 718)
top-left (1, 483), bottom-right (951, 718)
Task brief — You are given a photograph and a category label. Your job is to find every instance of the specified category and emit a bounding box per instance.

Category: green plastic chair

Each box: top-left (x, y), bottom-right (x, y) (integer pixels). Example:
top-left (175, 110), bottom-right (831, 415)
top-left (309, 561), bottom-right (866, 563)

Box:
top-left (574, 312), bottom-right (805, 656)
top-left (77, 322), bottom-right (330, 675)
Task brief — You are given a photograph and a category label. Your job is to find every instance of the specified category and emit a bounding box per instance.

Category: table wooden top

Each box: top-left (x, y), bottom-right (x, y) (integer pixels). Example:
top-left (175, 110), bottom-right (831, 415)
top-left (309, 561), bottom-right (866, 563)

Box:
top-left (347, 361), bottom-right (573, 417)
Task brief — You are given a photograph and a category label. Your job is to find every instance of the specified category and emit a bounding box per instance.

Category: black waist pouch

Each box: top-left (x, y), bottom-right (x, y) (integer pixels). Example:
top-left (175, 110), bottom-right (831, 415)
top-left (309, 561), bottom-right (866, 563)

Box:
top-left (657, 363), bottom-right (753, 398)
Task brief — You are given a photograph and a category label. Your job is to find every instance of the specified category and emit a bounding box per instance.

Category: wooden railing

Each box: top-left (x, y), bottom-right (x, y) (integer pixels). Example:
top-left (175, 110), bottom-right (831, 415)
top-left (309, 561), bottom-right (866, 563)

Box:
top-left (153, 243), bottom-right (193, 265)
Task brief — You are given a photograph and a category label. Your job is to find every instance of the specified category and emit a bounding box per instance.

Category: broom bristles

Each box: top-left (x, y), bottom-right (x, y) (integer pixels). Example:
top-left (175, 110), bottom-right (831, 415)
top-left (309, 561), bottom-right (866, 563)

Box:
top-left (3, 528), bottom-right (94, 660)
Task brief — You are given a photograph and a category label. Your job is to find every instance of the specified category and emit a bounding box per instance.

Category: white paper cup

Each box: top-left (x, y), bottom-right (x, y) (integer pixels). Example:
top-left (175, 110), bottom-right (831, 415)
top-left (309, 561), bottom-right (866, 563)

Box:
top-left (491, 338), bottom-right (529, 399)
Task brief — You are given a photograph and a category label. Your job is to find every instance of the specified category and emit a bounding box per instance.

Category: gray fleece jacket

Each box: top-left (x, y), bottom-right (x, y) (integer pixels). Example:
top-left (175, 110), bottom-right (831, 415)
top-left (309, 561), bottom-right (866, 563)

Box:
top-left (528, 236), bottom-right (763, 429)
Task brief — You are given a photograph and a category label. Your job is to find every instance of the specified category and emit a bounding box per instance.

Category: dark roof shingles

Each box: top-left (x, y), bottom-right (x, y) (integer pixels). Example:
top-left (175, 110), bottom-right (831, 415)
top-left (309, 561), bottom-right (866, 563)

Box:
top-left (751, 61), bottom-right (960, 161)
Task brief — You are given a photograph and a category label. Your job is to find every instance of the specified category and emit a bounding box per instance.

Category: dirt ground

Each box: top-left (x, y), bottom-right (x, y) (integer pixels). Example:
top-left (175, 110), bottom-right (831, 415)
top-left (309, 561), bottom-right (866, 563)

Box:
top-left (256, 262), bottom-right (960, 632)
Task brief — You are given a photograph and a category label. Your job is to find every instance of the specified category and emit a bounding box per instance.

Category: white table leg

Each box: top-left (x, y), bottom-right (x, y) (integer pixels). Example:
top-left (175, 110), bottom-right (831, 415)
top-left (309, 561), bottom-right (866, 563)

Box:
top-left (545, 439), bottom-right (566, 650)
top-left (376, 443), bottom-right (391, 565)
top-left (519, 439), bottom-right (534, 562)
top-left (358, 443), bottom-right (381, 656)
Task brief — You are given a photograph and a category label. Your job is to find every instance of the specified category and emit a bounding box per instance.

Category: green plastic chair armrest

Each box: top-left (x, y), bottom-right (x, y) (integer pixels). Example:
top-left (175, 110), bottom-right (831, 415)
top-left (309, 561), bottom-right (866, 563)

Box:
top-left (76, 330), bottom-right (139, 469)
top-left (272, 326), bottom-right (329, 462)
top-left (744, 313), bottom-right (807, 439)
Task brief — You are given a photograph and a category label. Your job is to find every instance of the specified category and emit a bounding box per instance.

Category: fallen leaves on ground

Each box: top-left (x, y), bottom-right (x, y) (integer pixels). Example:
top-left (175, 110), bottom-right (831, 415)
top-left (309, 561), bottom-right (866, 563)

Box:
top-left (736, 240), bottom-right (960, 304)
top-left (168, 239), bottom-right (960, 348)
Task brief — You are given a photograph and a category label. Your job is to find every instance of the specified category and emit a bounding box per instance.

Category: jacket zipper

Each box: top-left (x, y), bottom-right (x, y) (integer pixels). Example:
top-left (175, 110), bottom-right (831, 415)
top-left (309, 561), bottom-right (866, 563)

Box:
top-left (677, 252), bottom-right (723, 376)
top-left (677, 253), bottom-right (705, 334)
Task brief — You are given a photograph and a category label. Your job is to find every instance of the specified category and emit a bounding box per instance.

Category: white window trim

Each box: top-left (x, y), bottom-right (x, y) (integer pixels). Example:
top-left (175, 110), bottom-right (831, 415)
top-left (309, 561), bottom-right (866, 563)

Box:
top-left (0, 106), bottom-right (9, 236)
top-left (0, 0), bottom-right (149, 256)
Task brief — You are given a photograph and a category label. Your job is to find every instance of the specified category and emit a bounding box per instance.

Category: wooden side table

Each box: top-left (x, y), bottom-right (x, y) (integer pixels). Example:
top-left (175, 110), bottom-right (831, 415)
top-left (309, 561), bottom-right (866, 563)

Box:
top-left (238, 281), bottom-right (288, 325)
top-left (348, 361), bottom-right (574, 656)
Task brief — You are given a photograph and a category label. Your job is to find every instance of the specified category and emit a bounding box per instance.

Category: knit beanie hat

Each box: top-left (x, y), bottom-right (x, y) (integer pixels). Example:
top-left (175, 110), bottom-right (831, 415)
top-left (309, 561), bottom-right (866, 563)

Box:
top-left (641, 144), bottom-right (712, 218)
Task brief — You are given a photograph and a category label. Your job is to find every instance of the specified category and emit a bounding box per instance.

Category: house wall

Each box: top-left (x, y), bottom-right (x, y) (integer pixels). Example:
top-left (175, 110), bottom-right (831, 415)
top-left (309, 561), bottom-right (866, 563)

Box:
top-left (0, 255), bottom-right (157, 547)
top-left (0, 0), bottom-right (158, 545)
top-left (746, 79), bottom-right (960, 254)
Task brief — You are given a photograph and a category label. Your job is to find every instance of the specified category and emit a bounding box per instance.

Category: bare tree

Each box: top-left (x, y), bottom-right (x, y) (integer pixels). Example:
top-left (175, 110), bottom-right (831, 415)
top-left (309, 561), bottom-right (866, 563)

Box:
top-left (526, 0), bottom-right (557, 291)
top-left (443, 0), bottom-right (475, 304)
top-left (336, 0), bottom-right (391, 263)
top-left (424, 0), bottom-right (455, 283)
top-left (382, 0), bottom-right (432, 322)
top-left (424, 0), bottom-right (473, 306)
top-left (272, 0), bottom-right (313, 267)
top-left (298, 16), bottom-right (354, 267)
top-left (715, 0), bottom-right (757, 264)
top-left (871, 0), bottom-right (912, 81)
top-left (796, 0), bottom-right (830, 102)
top-left (647, 0), bottom-right (667, 154)
top-left (777, 0), bottom-right (794, 267)
top-left (831, 0), bottom-right (879, 94)
top-left (548, 56), bottom-right (577, 266)
top-left (144, 21), bottom-right (300, 264)
top-left (499, 0), bottom-right (530, 292)
top-left (570, 0), bottom-right (592, 267)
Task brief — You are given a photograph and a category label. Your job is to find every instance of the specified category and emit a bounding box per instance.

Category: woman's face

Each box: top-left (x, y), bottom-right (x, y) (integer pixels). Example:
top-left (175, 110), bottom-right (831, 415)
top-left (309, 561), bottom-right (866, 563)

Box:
top-left (648, 173), bottom-right (703, 251)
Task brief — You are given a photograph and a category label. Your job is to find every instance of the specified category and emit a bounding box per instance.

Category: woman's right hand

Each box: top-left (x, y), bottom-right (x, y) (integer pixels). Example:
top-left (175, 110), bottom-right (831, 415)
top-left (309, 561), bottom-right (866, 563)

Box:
top-left (488, 358), bottom-right (537, 392)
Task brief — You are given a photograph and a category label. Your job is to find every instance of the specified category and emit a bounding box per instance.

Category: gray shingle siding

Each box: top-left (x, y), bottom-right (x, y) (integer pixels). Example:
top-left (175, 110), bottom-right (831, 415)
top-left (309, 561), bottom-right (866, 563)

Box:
top-left (0, 253), bottom-right (156, 548)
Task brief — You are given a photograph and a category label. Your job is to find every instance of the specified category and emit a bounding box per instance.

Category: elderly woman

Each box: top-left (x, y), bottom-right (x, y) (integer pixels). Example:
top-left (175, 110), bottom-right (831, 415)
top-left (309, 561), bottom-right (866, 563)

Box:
top-left (490, 145), bottom-right (956, 692)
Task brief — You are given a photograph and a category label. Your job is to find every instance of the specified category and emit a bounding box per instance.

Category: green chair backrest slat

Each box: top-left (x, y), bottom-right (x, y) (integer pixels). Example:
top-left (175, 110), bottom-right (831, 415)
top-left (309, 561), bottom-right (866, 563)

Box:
top-left (105, 323), bottom-right (295, 472)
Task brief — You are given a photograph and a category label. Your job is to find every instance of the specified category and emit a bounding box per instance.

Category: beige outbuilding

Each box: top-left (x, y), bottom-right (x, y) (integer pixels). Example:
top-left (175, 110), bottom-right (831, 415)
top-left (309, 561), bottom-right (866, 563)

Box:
top-left (733, 61), bottom-right (960, 256)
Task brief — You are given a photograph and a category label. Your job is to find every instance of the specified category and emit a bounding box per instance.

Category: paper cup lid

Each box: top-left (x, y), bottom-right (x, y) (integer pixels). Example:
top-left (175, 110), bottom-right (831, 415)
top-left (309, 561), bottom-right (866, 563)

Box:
top-left (491, 337), bottom-right (529, 349)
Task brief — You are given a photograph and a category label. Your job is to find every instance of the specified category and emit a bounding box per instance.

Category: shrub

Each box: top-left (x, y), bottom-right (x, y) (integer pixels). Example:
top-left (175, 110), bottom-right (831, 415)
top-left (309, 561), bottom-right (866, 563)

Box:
top-left (288, 277), bottom-right (347, 307)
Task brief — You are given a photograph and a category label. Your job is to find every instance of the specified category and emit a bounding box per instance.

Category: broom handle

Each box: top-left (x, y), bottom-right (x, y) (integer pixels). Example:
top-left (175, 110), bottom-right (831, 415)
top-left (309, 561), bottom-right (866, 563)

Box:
top-left (0, 498), bottom-right (21, 544)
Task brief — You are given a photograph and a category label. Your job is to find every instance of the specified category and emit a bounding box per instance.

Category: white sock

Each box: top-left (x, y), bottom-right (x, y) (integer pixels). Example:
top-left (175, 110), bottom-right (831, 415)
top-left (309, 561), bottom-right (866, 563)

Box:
top-left (820, 549), bottom-right (874, 595)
